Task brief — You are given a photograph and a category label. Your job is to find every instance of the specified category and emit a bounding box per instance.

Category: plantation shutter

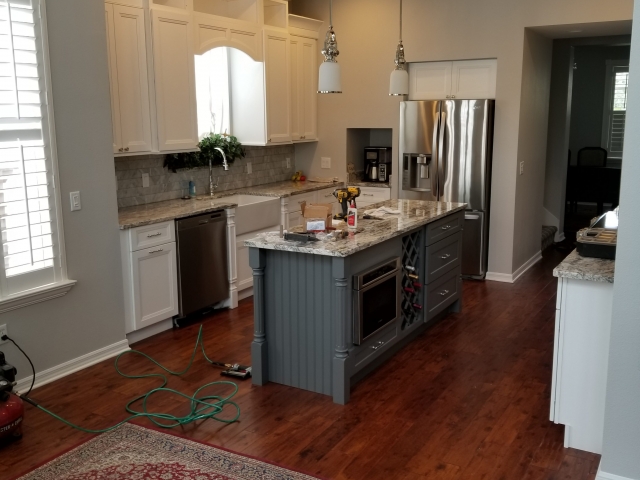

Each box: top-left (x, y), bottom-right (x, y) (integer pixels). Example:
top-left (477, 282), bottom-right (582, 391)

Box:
top-left (604, 66), bottom-right (629, 158)
top-left (0, 0), bottom-right (61, 296)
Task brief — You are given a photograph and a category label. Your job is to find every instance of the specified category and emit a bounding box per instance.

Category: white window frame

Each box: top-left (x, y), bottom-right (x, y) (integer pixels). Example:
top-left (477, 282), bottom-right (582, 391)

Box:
top-left (0, 0), bottom-right (75, 314)
top-left (601, 59), bottom-right (630, 164)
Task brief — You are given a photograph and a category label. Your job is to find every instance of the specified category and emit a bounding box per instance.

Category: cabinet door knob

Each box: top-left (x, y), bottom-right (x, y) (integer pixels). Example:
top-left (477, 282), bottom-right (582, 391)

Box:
top-left (446, 95), bottom-right (450, 99)
top-left (268, 139), bottom-right (272, 142)
top-left (440, 253), bottom-right (451, 260)
top-left (118, 148), bottom-right (124, 152)
top-left (451, 95), bottom-right (456, 99)
top-left (124, 147), bottom-right (130, 151)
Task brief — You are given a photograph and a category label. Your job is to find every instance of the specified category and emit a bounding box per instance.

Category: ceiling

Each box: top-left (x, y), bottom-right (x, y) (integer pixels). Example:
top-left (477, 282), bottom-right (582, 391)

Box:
top-left (530, 20), bottom-right (633, 39)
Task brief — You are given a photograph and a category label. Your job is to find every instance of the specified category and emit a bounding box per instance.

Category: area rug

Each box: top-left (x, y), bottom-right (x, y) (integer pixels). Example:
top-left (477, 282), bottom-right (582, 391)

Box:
top-left (15, 423), bottom-right (318, 479)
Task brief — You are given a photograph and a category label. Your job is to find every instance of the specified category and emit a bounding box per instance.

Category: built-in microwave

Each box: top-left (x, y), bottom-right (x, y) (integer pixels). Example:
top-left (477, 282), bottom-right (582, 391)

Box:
top-left (353, 258), bottom-right (401, 345)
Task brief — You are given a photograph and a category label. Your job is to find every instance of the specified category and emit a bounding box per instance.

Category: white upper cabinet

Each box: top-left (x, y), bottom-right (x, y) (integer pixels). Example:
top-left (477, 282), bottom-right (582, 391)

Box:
top-left (290, 34), bottom-right (318, 142)
top-left (409, 59), bottom-right (497, 100)
top-left (105, 4), bottom-right (152, 154)
top-left (151, 9), bottom-right (199, 151)
top-left (451, 60), bottom-right (497, 99)
top-left (264, 28), bottom-right (291, 144)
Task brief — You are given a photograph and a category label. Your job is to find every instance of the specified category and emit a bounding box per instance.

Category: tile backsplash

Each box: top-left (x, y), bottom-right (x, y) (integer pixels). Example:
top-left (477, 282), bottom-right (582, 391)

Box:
top-left (115, 145), bottom-right (295, 208)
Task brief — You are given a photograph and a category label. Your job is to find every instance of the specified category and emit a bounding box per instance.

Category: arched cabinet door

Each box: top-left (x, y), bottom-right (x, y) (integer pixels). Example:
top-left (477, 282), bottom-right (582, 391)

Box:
top-left (193, 12), bottom-right (263, 61)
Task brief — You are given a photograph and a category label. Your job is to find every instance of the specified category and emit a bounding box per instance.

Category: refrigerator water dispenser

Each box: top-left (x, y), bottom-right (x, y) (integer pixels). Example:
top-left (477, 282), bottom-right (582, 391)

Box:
top-left (403, 153), bottom-right (433, 192)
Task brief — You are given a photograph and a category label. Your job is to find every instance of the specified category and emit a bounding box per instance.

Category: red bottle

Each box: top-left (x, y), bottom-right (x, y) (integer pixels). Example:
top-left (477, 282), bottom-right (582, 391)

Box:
top-left (0, 393), bottom-right (24, 440)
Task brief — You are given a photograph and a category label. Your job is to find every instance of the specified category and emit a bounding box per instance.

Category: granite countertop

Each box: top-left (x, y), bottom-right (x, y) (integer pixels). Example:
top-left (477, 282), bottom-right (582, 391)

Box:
top-left (244, 199), bottom-right (466, 257)
top-left (118, 180), bottom-right (344, 229)
top-left (553, 250), bottom-right (615, 283)
top-left (348, 181), bottom-right (391, 189)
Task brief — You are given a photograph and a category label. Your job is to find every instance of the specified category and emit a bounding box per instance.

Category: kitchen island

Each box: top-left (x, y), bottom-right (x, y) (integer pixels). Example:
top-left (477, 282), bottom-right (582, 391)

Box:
top-left (551, 250), bottom-right (615, 454)
top-left (246, 199), bottom-right (466, 404)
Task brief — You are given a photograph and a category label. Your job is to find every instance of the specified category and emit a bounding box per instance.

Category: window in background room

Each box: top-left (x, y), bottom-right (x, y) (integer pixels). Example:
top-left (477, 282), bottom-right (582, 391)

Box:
top-left (0, 0), bottom-right (72, 301)
top-left (602, 60), bottom-right (630, 162)
top-left (195, 47), bottom-right (231, 138)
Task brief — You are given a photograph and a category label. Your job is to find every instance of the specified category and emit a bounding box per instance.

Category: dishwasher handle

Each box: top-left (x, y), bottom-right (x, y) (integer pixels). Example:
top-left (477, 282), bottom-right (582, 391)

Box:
top-left (177, 211), bottom-right (226, 231)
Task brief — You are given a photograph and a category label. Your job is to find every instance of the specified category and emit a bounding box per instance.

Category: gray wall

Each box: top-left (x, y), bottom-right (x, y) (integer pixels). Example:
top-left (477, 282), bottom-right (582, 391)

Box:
top-left (290, 0), bottom-right (633, 278)
top-left (569, 45), bottom-right (630, 163)
top-left (2, 0), bottom-right (126, 381)
top-left (600, 0), bottom-right (640, 477)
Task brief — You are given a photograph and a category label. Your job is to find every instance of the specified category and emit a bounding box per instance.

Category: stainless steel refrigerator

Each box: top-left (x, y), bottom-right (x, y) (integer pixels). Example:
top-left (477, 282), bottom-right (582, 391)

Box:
top-left (400, 100), bottom-right (495, 279)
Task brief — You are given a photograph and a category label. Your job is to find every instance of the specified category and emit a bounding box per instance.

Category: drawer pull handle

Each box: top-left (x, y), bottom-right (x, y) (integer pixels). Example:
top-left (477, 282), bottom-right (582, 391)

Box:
top-left (124, 147), bottom-right (130, 152)
top-left (118, 147), bottom-right (124, 152)
top-left (440, 253), bottom-right (451, 260)
top-left (325, 193), bottom-right (333, 197)
top-left (371, 341), bottom-right (385, 350)
top-left (439, 289), bottom-right (450, 297)
top-left (363, 193), bottom-right (374, 197)
top-left (148, 249), bottom-right (164, 254)
top-left (441, 225), bottom-right (452, 230)
top-left (146, 232), bottom-right (162, 238)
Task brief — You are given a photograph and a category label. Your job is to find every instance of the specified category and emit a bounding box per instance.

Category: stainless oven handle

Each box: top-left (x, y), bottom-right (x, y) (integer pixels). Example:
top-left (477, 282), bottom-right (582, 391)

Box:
top-left (359, 268), bottom-right (400, 292)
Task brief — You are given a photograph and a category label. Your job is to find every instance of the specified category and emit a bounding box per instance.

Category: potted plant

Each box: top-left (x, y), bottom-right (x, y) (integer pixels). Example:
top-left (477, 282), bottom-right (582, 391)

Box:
top-left (164, 133), bottom-right (245, 173)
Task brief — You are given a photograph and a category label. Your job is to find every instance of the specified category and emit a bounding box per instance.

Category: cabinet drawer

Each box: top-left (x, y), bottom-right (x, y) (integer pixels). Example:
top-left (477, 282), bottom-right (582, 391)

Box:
top-left (356, 186), bottom-right (391, 205)
top-left (426, 211), bottom-right (463, 245)
top-left (353, 322), bottom-right (398, 370)
top-left (426, 268), bottom-right (460, 320)
top-left (316, 187), bottom-right (337, 202)
top-left (425, 232), bottom-right (462, 284)
top-left (289, 192), bottom-right (317, 213)
top-left (128, 221), bottom-right (175, 251)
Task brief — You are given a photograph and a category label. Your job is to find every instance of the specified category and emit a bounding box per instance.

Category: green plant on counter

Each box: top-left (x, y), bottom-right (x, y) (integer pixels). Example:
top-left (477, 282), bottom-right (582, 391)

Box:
top-left (163, 133), bottom-right (246, 173)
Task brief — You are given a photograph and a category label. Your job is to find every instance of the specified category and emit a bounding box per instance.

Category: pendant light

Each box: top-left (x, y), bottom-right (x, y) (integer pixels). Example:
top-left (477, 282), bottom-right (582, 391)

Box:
top-left (389, 0), bottom-right (409, 96)
top-left (318, 0), bottom-right (342, 94)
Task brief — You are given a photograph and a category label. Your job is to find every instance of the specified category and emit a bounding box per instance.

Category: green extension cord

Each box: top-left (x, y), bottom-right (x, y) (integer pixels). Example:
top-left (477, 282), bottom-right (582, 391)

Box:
top-left (22, 325), bottom-right (241, 434)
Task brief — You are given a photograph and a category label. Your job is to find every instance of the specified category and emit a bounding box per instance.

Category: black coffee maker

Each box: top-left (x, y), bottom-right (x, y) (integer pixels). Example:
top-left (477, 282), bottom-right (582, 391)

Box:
top-left (364, 147), bottom-right (392, 182)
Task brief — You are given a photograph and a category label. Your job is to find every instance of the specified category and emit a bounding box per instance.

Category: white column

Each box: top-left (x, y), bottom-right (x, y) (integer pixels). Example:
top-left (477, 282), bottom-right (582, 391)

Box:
top-left (281, 197), bottom-right (289, 231)
top-left (226, 208), bottom-right (238, 309)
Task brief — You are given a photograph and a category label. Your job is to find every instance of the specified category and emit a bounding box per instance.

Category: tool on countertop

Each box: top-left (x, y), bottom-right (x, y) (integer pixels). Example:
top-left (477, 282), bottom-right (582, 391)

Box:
top-left (363, 215), bottom-right (384, 220)
top-left (333, 187), bottom-right (361, 221)
top-left (284, 232), bottom-right (320, 243)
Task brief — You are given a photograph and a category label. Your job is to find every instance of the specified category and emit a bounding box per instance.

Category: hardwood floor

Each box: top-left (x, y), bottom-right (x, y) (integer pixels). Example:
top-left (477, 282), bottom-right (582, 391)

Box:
top-left (0, 248), bottom-right (600, 480)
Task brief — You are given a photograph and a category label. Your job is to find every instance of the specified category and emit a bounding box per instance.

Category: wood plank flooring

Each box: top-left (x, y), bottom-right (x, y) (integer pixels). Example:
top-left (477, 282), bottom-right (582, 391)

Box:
top-left (0, 249), bottom-right (600, 479)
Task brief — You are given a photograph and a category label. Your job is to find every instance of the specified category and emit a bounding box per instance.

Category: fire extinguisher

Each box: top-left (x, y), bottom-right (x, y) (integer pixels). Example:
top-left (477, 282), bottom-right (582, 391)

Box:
top-left (0, 351), bottom-right (24, 441)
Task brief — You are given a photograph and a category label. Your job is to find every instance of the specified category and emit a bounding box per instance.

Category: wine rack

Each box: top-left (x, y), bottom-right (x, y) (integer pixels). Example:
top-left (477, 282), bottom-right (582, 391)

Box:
top-left (401, 231), bottom-right (423, 331)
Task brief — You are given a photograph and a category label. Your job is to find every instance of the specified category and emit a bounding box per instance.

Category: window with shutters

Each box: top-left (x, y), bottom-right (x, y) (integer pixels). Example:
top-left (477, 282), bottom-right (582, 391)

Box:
top-left (0, 0), bottom-right (74, 309)
top-left (602, 60), bottom-right (630, 161)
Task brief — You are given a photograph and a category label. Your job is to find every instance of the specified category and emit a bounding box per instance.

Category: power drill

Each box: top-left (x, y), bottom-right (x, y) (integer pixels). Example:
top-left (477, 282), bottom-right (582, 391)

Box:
top-left (333, 187), bottom-right (361, 220)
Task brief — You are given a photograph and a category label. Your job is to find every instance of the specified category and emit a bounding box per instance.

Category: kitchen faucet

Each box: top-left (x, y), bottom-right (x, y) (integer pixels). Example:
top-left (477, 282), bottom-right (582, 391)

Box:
top-left (210, 147), bottom-right (230, 196)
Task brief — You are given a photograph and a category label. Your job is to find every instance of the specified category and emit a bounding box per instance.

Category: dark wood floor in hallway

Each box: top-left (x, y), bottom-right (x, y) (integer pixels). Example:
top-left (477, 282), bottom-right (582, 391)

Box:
top-left (1, 248), bottom-right (599, 480)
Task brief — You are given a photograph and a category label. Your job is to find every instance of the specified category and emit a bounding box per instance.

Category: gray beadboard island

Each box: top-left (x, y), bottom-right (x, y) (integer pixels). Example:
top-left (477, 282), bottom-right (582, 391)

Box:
top-left (245, 199), bottom-right (466, 404)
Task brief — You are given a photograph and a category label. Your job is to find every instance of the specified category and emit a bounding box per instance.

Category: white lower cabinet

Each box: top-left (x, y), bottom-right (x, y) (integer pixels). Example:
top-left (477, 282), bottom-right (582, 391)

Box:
top-left (351, 186), bottom-right (391, 208)
top-left (121, 220), bottom-right (179, 333)
top-left (550, 276), bottom-right (613, 454)
top-left (131, 243), bottom-right (179, 330)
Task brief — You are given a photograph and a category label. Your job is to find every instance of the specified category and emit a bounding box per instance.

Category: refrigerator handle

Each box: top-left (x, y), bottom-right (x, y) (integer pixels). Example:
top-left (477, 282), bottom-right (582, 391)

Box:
top-left (438, 111), bottom-right (446, 199)
top-left (431, 111), bottom-right (440, 195)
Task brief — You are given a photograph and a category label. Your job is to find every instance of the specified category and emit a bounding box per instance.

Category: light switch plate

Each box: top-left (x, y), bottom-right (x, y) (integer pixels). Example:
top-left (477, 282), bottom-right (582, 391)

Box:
top-left (142, 172), bottom-right (150, 188)
top-left (286, 157), bottom-right (291, 169)
top-left (0, 324), bottom-right (7, 345)
top-left (519, 161), bottom-right (524, 175)
top-left (70, 191), bottom-right (81, 211)
top-left (247, 162), bottom-right (252, 174)
top-left (321, 157), bottom-right (331, 169)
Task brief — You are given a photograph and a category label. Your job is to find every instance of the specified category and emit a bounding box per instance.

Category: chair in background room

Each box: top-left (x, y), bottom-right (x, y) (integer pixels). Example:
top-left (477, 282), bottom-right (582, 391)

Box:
top-left (577, 147), bottom-right (608, 167)
top-left (577, 147), bottom-right (608, 214)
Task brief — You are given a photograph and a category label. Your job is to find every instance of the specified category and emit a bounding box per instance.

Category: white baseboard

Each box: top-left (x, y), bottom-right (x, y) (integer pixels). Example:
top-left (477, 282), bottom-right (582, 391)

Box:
top-left (16, 339), bottom-right (130, 394)
top-left (512, 251), bottom-right (542, 283)
top-left (597, 465), bottom-right (635, 480)
top-left (126, 318), bottom-right (173, 346)
top-left (238, 287), bottom-right (253, 301)
top-left (485, 251), bottom-right (543, 284)
top-left (485, 272), bottom-right (513, 283)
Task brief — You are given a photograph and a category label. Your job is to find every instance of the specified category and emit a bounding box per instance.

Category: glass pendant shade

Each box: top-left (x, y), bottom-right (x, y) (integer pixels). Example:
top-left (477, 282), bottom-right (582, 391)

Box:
top-left (389, 68), bottom-right (409, 96)
top-left (319, 61), bottom-right (342, 93)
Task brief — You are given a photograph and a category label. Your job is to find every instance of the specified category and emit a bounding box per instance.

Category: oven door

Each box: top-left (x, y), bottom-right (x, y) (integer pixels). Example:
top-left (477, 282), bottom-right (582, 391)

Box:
top-left (354, 264), bottom-right (401, 345)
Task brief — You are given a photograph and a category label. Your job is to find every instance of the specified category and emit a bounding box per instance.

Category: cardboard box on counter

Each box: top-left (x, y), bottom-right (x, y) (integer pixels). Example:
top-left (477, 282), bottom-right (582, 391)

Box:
top-left (301, 202), bottom-right (333, 232)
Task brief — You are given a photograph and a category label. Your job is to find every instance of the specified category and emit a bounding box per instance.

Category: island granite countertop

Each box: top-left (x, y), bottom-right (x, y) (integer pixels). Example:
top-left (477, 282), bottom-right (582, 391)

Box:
top-left (553, 249), bottom-right (615, 283)
top-left (244, 199), bottom-right (466, 257)
top-left (118, 180), bottom-right (344, 229)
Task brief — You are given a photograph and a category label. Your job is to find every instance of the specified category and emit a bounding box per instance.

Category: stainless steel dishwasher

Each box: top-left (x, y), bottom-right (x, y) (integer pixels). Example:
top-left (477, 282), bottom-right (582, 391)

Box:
top-left (176, 210), bottom-right (229, 318)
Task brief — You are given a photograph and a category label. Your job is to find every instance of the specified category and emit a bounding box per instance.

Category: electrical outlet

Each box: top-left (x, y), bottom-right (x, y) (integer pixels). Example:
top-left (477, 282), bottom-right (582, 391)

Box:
top-left (142, 172), bottom-right (150, 188)
top-left (321, 157), bottom-right (331, 169)
top-left (286, 157), bottom-right (291, 169)
top-left (247, 162), bottom-right (252, 174)
top-left (0, 324), bottom-right (7, 344)
top-left (70, 191), bottom-right (81, 211)
top-left (519, 161), bottom-right (524, 175)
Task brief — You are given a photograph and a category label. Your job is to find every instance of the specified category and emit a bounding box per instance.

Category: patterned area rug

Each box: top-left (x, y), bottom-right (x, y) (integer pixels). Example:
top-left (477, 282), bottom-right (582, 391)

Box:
top-left (15, 423), bottom-right (318, 480)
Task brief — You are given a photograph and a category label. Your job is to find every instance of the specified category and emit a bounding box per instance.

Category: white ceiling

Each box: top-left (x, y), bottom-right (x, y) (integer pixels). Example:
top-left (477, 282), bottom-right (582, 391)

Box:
top-left (530, 20), bottom-right (632, 39)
